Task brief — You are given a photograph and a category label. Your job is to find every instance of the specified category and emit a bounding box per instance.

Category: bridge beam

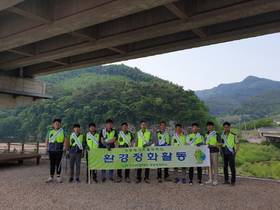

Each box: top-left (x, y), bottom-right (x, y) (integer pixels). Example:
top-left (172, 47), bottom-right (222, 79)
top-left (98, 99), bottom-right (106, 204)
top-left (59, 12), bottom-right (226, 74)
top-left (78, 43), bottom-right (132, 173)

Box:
top-left (0, 74), bottom-right (52, 109)
top-left (1, 0), bottom-right (280, 72)
top-left (0, 0), bottom-right (177, 52)
top-left (0, 0), bottom-right (24, 11)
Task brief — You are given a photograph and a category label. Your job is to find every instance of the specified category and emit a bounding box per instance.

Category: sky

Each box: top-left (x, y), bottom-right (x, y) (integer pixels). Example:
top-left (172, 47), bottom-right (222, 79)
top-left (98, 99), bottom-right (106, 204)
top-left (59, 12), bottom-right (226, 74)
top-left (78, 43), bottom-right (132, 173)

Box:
top-left (114, 32), bottom-right (280, 91)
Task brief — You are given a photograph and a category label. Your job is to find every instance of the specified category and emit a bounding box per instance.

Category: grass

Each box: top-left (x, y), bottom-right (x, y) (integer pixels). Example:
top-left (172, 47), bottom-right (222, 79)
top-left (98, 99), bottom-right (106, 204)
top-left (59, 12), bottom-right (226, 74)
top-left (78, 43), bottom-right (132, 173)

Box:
top-left (221, 142), bottom-right (280, 179)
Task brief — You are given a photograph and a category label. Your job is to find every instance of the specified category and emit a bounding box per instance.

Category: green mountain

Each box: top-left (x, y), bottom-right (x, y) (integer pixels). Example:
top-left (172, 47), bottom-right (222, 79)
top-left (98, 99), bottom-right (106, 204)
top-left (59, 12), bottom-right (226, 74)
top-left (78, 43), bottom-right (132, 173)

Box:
top-left (230, 89), bottom-right (280, 118)
top-left (195, 76), bottom-right (280, 116)
top-left (0, 64), bottom-right (215, 138)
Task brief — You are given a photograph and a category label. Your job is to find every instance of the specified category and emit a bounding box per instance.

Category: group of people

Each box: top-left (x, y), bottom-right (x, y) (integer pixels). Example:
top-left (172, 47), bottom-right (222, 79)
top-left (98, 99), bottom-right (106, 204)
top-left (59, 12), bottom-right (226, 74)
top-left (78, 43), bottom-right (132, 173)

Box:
top-left (45, 119), bottom-right (239, 186)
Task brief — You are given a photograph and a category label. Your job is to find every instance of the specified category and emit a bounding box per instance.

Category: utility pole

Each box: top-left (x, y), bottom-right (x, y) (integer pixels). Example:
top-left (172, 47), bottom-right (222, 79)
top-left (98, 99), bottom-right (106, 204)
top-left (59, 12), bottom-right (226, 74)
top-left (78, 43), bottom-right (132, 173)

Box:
top-left (239, 119), bottom-right (241, 130)
top-left (243, 113), bottom-right (247, 131)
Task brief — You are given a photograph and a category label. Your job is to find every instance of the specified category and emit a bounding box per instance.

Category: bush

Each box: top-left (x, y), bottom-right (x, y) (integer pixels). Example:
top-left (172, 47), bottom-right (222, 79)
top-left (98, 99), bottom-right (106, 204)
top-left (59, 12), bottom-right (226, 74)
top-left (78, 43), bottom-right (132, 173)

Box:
top-left (239, 138), bottom-right (249, 143)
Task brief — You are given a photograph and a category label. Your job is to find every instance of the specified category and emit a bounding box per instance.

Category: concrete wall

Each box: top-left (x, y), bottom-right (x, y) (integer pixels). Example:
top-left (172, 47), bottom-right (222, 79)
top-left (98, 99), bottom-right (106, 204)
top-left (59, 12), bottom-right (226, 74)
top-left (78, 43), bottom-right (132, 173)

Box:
top-left (0, 75), bottom-right (46, 109)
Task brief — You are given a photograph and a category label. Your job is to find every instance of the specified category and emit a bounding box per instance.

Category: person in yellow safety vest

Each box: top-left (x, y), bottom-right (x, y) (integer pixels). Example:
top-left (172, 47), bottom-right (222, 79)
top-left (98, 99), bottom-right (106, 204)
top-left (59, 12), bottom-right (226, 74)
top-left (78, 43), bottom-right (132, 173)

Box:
top-left (45, 119), bottom-right (67, 183)
top-left (204, 121), bottom-right (222, 186)
top-left (100, 119), bottom-right (117, 183)
top-left (221, 122), bottom-right (240, 186)
top-left (154, 121), bottom-right (171, 183)
top-left (67, 124), bottom-right (84, 183)
top-left (115, 122), bottom-right (134, 183)
top-left (84, 123), bottom-right (100, 184)
top-left (171, 124), bottom-right (187, 184)
top-left (135, 120), bottom-right (153, 184)
top-left (186, 123), bottom-right (205, 186)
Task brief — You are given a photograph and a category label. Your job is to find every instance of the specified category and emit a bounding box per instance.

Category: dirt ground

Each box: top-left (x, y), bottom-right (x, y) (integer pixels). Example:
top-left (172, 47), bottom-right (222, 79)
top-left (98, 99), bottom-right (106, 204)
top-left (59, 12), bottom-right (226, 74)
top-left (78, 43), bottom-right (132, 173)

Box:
top-left (0, 159), bottom-right (279, 210)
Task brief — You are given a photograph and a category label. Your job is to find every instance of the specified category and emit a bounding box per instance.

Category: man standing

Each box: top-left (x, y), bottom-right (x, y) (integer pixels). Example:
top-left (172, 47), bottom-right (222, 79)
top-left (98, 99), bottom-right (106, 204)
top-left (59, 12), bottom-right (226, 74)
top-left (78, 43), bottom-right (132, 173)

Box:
top-left (68, 124), bottom-right (84, 183)
top-left (204, 122), bottom-right (222, 186)
top-left (221, 122), bottom-right (240, 186)
top-left (45, 119), bottom-right (67, 183)
top-left (155, 121), bottom-right (171, 183)
top-left (84, 123), bottom-right (100, 183)
top-left (171, 124), bottom-right (187, 184)
top-left (186, 123), bottom-right (204, 186)
top-left (100, 119), bottom-right (117, 182)
top-left (116, 122), bottom-right (134, 183)
top-left (135, 120), bottom-right (153, 183)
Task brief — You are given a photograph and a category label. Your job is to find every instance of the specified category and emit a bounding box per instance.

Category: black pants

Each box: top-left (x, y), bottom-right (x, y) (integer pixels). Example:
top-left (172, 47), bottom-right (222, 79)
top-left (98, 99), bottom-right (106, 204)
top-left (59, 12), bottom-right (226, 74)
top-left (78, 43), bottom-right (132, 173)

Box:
top-left (189, 167), bottom-right (202, 181)
top-left (117, 169), bottom-right (130, 178)
top-left (137, 168), bottom-right (149, 181)
top-left (86, 153), bottom-right (97, 180)
top-left (157, 168), bottom-right (169, 179)
top-left (223, 154), bottom-right (236, 183)
top-left (49, 151), bottom-right (63, 176)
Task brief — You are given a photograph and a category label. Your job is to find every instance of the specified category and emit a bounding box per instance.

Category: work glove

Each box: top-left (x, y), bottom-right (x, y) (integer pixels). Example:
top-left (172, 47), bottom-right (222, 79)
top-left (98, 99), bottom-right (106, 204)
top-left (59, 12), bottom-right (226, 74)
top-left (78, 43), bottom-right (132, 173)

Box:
top-left (208, 145), bottom-right (214, 149)
top-left (196, 143), bottom-right (202, 147)
top-left (143, 144), bottom-right (147, 148)
top-left (81, 153), bottom-right (84, 158)
top-left (45, 149), bottom-right (49, 156)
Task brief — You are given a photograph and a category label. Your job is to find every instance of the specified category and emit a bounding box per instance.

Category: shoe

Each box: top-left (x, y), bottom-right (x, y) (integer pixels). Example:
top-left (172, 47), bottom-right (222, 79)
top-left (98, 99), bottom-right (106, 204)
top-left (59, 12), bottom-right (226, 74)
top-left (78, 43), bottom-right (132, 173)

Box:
top-left (189, 181), bottom-right (193, 186)
top-left (174, 178), bottom-right (179, 183)
top-left (102, 178), bottom-right (106, 182)
top-left (158, 178), bottom-right (162, 183)
top-left (222, 181), bottom-right (230, 185)
top-left (165, 177), bottom-right (171, 182)
top-left (135, 180), bottom-right (141, 183)
top-left (93, 179), bottom-right (98, 184)
top-left (182, 178), bottom-right (187, 184)
top-left (109, 178), bottom-right (114, 182)
top-left (125, 177), bottom-right (130, 183)
top-left (57, 177), bottom-right (62, 183)
top-left (198, 181), bottom-right (203, 186)
top-left (68, 177), bottom-right (74, 183)
top-left (46, 177), bottom-right (53, 183)
top-left (230, 183), bottom-right (236, 186)
top-left (205, 180), bottom-right (213, 185)
top-left (144, 179), bottom-right (150, 183)
top-left (75, 178), bottom-right (80, 183)
top-left (212, 180), bottom-right (218, 186)
top-left (116, 177), bottom-right (121, 183)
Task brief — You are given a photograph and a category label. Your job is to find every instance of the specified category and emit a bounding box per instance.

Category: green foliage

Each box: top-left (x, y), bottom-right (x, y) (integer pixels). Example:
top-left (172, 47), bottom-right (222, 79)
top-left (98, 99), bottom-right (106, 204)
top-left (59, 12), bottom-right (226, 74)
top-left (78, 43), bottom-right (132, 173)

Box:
top-left (0, 64), bottom-right (213, 138)
top-left (239, 160), bottom-right (280, 179)
top-left (239, 138), bottom-right (249, 143)
top-left (239, 118), bottom-right (274, 130)
top-left (235, 143), bottom-right (280, 165)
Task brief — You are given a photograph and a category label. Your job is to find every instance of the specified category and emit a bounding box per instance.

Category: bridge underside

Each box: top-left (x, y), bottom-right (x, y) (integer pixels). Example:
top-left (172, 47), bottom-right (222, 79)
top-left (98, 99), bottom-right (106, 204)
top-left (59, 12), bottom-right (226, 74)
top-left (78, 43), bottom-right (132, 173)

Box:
top-left (0, 0), bottom-right (280, 108)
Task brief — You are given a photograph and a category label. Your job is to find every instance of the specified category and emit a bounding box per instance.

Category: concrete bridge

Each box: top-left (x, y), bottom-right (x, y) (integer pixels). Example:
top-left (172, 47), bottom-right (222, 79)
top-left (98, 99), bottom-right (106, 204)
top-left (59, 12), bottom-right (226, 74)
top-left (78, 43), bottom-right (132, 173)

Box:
top-left (1, 0), bottom-right (280, 109)
top-left (259, 128), bottom-right (280, 142)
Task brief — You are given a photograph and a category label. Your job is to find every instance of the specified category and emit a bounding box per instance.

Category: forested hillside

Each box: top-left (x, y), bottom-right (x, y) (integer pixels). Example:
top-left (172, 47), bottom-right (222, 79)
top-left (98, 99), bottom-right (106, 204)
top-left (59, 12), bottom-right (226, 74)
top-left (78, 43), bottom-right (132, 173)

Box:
top-left (0, 64), bottom-right (214, 138)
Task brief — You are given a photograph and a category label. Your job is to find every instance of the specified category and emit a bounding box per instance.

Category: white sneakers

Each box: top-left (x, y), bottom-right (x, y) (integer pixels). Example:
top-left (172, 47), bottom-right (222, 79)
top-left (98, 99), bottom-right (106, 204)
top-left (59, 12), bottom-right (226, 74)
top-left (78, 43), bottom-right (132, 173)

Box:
top-left (212, 180), bottom-right (218, 186)
top-left (57, 177), bottom-right (63, 183)
top-left (205, 180), bottom-right (213, 185)
top-left (46, 176), bottom-right (62, 183)
top-left (205, 180), bottom-right (218, 186)
top-left (46, 177), bottom-right (53, 183)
